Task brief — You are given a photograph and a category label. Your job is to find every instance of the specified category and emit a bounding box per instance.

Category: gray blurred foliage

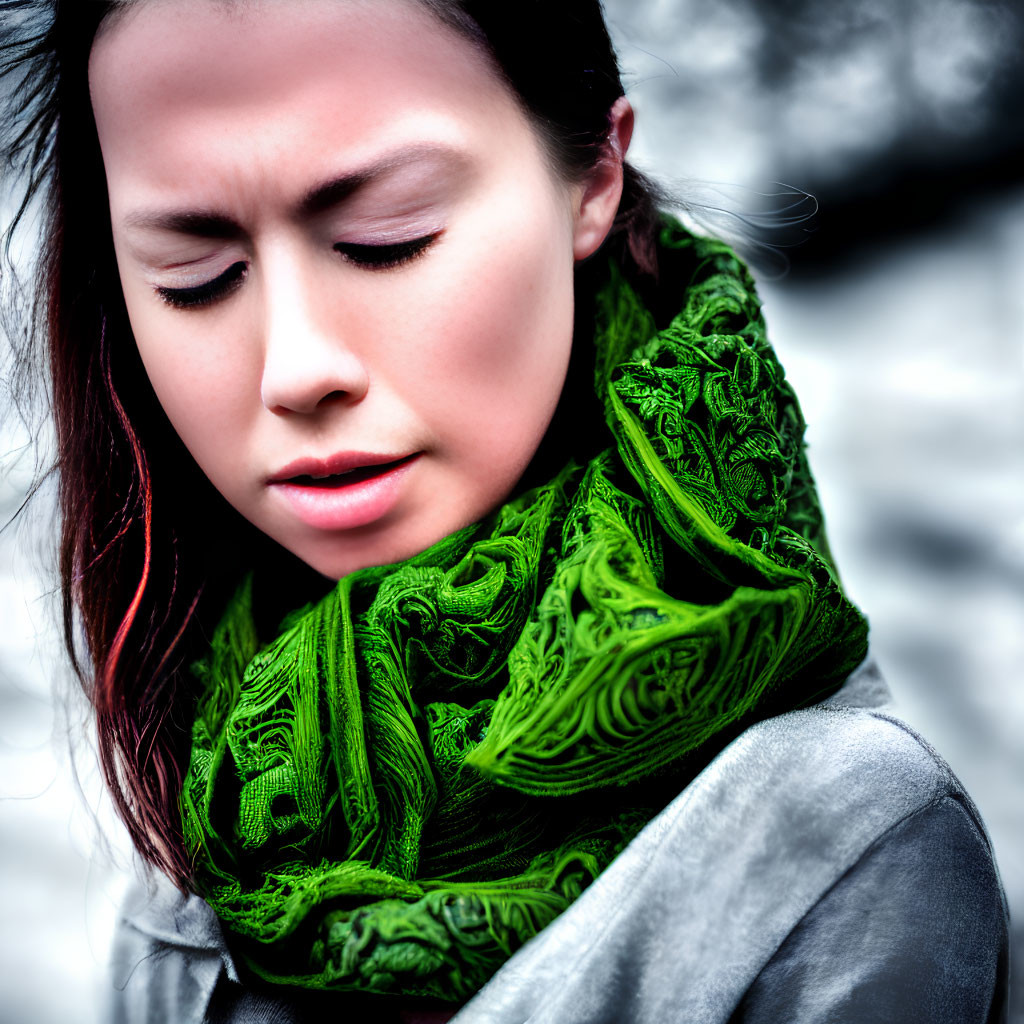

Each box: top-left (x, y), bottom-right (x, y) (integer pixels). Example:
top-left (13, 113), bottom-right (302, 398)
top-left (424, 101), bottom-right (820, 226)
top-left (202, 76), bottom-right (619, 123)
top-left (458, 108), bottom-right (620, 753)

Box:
top-left (1, 0), bottom-right (1021, 1021)
top-left (611, 0), bottom-right (1023, 188)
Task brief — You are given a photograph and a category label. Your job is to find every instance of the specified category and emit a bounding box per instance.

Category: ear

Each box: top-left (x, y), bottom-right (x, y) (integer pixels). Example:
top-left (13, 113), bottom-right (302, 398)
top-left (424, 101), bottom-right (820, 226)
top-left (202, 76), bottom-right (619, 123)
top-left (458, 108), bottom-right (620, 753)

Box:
top-left (572, 96), bottom-right (635, 262)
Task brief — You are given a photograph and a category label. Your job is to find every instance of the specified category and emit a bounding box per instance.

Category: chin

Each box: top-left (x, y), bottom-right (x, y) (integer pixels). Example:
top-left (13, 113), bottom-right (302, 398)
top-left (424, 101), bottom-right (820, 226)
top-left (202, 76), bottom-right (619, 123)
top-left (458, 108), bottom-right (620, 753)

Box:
top-left (288, 524), bottom-right (441, 582)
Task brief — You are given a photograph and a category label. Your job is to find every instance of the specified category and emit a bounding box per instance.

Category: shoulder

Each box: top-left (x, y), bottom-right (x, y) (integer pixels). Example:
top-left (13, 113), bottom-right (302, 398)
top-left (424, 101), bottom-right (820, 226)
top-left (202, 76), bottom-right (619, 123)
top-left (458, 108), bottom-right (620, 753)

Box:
top-left (451, 658), bottom-right (1010, 1024)
top-left (642, 657), bottom-right (992, 897)
top-left (631, 657), bottom-right (1008, 995)
top-left (676, 657), bottom-right (1007, 963)
top-left (731, 790), bottom-right (1010, 1023)
top-left (715, 661), bottom-right (1009, 1022)
top-left (108, 871), bottom-right (237, 1024)
top-left (109, 869), bottom-right (322, 1024)
top-left (700, 658), bottom-right (985, 864)
top-left (109, 871), bottom-right (383, 1024)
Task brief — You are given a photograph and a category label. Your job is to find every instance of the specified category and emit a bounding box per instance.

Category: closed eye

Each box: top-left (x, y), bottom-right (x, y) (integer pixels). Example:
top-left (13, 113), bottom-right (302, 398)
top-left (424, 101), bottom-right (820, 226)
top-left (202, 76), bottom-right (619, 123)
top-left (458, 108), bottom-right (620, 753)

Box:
top-left (334, 233), bottom-right (439, 270)
top-left (153, 232), bottom-right (437, 310)
top-left (156, 260), bottom-right (247, 309)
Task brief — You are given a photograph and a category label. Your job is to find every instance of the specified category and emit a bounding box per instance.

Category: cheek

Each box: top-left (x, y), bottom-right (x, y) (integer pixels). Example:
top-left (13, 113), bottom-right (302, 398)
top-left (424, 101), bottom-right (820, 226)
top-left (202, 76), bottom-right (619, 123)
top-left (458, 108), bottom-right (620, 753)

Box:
top-left (393, 213), bottom-right (577, 468)
top-left (125, 298), bottom-right (259, 483)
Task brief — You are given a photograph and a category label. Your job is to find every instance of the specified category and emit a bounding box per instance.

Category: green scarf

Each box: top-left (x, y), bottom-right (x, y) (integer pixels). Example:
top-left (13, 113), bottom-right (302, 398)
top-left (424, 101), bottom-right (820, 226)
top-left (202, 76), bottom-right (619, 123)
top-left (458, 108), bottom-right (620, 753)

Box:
top-left (180, 218), bottom-right (868, 1002)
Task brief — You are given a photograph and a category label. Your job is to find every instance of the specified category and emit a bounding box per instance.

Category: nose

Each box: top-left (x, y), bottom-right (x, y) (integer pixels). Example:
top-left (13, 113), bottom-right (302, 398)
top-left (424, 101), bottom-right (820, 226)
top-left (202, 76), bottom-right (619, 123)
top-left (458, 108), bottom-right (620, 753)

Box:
top-left (259, 253), bottom-right (369, 415)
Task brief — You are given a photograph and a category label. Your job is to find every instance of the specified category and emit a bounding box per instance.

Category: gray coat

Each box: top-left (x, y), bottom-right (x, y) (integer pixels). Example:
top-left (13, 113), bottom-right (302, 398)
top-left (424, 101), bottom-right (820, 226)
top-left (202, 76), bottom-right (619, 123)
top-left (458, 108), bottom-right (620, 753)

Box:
top-left (108, 659), bottom-right (1010, 1023)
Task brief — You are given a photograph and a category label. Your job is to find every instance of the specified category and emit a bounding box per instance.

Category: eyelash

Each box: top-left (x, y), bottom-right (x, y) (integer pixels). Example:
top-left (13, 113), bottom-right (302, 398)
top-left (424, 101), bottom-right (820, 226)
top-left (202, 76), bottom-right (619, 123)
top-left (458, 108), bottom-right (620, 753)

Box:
top-left (334, 233), bottom-right (438, 269)
top-left (155, 233), bottom-right (439, 310)
top-left (157, 260), bottom-right (247, 309)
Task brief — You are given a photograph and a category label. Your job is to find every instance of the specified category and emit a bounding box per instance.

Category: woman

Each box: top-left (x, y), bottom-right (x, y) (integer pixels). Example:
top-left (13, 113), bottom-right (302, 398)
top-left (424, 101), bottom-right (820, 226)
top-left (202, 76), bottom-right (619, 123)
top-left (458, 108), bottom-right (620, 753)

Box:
top-left (0, 1), bottom-right (1009, 1021)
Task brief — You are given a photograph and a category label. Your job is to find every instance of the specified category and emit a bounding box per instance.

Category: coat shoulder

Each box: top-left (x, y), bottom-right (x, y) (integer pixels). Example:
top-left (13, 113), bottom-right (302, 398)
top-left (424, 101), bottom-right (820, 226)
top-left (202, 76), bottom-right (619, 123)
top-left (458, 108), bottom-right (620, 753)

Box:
top-left (716, 660), bottom-right (990, 857)
top-left (451, 658), bottom-right (1007, 1024)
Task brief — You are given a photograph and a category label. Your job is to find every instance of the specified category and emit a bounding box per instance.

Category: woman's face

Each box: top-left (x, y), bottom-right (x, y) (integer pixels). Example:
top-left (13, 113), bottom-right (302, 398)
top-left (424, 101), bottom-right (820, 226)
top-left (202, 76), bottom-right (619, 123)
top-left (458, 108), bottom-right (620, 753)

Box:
top-left (89, 0), bottom-right (622, 579)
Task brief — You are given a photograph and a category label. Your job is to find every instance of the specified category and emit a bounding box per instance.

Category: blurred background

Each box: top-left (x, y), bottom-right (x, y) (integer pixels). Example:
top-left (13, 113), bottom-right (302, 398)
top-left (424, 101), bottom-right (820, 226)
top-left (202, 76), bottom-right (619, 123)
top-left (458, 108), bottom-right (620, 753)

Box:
top-left (2, 0), bottom-right (1022, 1020)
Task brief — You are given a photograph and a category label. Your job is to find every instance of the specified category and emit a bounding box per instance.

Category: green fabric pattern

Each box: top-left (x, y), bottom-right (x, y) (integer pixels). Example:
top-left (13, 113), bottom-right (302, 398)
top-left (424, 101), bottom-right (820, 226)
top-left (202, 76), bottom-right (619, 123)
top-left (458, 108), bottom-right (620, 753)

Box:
top-left (180, 218), bottom-right (869, 1002)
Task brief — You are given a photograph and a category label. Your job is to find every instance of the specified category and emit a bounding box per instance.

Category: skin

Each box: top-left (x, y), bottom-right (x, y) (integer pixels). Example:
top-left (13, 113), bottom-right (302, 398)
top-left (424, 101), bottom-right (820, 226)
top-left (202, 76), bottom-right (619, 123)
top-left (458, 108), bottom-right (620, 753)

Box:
top-left (89, 0), bottom-right (633, 581)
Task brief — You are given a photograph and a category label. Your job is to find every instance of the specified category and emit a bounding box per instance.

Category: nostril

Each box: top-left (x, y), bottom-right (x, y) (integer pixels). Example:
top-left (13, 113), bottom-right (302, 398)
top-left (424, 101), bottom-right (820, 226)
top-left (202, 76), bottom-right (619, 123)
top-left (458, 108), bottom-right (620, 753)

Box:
top-left (319, 389), bottom-right (348, 406)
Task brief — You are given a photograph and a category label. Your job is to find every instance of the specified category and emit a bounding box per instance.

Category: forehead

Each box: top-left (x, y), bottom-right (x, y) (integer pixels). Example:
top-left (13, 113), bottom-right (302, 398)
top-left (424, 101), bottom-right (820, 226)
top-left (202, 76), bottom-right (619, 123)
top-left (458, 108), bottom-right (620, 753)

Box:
top-left (88, 0), bottom-right (528, 207)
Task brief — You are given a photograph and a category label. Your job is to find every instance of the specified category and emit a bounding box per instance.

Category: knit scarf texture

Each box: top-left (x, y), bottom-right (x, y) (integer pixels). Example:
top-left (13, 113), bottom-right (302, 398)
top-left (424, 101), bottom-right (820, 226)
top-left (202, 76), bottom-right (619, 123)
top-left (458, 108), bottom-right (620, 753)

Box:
top-left (181, 218), bottom-right (869, 1003)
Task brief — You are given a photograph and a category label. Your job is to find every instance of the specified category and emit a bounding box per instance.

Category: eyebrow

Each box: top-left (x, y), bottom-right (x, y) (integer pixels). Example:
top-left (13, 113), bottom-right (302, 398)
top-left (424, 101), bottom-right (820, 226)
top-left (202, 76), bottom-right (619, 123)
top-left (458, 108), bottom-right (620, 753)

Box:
top-left (122, 143), bottom-right (466, 236)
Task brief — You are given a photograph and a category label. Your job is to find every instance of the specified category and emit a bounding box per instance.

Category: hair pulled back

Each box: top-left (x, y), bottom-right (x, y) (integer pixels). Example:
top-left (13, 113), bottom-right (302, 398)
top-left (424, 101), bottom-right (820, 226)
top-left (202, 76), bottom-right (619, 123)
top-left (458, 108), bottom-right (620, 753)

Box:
top-left (0, 0), bottom-right (666, 886)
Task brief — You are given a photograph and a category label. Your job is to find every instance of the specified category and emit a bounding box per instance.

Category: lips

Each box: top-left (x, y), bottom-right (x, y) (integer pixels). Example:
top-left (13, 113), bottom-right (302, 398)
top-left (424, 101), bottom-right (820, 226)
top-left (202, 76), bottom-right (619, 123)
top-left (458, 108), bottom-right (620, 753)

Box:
top-left (282, 454), bottom-right (420, 488)
top-left (268, 451), bottom-right (422, 531)
top-left (270, 450), bottom-right (419, 484)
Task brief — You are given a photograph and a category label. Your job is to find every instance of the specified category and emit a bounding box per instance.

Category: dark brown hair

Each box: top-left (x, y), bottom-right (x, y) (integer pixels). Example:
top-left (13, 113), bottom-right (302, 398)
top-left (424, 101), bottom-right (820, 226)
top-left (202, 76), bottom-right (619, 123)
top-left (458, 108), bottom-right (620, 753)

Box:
top-left (0, 0), bottom-right (667, 887)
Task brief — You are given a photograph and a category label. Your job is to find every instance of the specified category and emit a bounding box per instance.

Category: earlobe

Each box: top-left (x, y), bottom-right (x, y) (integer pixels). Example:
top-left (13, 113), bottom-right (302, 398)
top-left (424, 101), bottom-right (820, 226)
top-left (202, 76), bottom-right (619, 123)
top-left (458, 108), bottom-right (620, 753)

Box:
top-left (573, 96), bottom-right (635, 263)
